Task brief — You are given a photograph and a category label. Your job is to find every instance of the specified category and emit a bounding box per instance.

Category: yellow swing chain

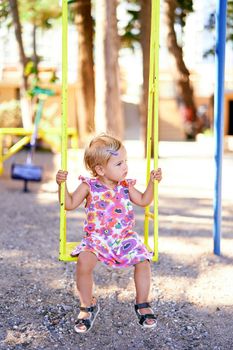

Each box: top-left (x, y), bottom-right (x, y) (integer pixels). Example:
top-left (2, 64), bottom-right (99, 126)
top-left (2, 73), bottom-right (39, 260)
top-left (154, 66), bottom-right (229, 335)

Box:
top-left (59, 0), bottom-right (68, 261)
top-left (59, 0), bottom-right (79, 262)
top-left (144, 0), bottom-right (160, 262)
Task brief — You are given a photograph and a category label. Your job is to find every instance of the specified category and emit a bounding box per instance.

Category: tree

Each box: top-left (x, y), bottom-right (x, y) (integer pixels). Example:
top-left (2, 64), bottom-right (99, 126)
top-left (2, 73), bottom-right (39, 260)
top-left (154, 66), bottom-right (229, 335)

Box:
top-left (7, 0), bottom-right (28, 90)
top-left (140, 0), bottom-right (152, 150)
top-left (164, 0), bottom-right (200, 139)
top-left (19, 0), bottom-right (61, 73)
top-left (118, 0), bottom-right (201, 141)
top-left (0, 0), bottom-right (61, 128)
top-left (117, 0), bottom-right (150, 145)
top-left (71, 0), bottom-right (95, 143)
top-left (95, 0), bottom-right (124, 139)
top-left (7, 0), bottom-right (32, 128)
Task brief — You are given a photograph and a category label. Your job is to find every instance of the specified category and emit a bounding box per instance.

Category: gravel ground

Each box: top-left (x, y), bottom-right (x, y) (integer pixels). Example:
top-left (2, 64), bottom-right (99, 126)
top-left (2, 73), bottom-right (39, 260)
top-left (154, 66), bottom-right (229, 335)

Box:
top-left (0, 142), bottom-right (233, 350)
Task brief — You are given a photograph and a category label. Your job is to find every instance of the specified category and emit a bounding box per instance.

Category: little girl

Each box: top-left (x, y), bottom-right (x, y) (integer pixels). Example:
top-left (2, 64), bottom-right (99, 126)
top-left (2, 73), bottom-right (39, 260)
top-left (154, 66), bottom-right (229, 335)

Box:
top-left (56, 134), bottom-right (162, 333)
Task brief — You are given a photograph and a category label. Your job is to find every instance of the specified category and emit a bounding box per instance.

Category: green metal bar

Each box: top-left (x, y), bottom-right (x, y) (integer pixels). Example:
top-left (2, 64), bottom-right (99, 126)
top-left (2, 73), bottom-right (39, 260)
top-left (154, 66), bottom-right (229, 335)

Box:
top-left (59, 0), bottom-right (68, 261)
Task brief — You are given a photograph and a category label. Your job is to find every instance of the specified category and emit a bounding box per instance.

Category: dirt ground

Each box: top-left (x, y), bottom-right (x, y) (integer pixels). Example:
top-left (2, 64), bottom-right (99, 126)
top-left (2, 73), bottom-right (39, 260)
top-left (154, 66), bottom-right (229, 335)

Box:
top-left (0, 141), bottom-right (233, 350)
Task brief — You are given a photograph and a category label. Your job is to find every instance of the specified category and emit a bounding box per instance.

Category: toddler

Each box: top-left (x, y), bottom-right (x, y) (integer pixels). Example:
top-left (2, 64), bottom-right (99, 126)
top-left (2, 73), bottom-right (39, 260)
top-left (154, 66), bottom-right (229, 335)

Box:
top-left (56, 134), bottom-right (162, 333)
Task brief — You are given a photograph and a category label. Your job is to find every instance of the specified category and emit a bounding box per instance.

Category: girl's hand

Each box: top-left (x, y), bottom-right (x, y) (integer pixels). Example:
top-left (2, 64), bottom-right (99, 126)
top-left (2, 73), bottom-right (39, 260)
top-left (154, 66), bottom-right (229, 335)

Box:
top-left (56, 170), bottom-right (68, 185)
top-left (150, 168), bottom-right (162, 183)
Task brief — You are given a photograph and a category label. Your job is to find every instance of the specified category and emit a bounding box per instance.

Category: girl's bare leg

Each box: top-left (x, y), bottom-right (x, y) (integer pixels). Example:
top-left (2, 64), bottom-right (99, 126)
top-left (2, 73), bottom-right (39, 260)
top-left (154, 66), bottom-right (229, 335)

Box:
top-left (76, 251), bottom-right (98, 321)
top-left (134, 260), bottom-right (155, 325)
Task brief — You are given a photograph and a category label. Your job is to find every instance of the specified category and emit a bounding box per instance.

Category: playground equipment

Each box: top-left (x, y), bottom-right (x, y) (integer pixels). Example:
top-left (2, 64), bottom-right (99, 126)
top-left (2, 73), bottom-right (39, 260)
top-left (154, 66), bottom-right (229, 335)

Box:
top-left (59, 0), bottom-right (160, 261)
top-left (213, 0), bottom-right (227, 256)
top-left (59, 0), bottom-right (76, 261)
top-left (144, 0), bottom-right (160, 262)
top-left (58, 0), bottom-right (228, 259)
top-left (11, 87), bottom-right (54, 192)
top-left (0, 127), bottom-right (78, 176)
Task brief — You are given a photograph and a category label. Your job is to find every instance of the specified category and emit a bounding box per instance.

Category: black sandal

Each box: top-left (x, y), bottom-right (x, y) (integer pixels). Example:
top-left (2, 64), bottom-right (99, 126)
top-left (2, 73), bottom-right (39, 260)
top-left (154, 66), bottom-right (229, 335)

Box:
top-left (74, 302), bottom-right (100, 334)
top-left (135, 302), bottom-right (157, 329)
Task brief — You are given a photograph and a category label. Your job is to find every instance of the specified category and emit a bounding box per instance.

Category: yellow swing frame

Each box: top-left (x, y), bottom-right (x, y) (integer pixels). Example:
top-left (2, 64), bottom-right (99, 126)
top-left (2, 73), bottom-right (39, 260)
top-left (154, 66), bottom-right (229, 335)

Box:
top-left (59, 0), bottom-right (160, 262)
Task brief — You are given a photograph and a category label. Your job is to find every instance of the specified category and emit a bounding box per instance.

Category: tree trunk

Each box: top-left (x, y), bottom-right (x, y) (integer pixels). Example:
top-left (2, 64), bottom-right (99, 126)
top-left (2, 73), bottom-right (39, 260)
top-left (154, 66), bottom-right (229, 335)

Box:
top-left (8, 0), bottom-right (32, 128)
top-left (8, 0), bottom-right (28, 90)
top-left (32, 24), bottom-right (39, 72)
top-left (165, 0), bottom-right (198, 139)
top-left (95, 0), bottom-right (123, 139)
top-left (140, 0), bottom-right (151, 155)
top-left (74, 0), bottom-right (95, 144)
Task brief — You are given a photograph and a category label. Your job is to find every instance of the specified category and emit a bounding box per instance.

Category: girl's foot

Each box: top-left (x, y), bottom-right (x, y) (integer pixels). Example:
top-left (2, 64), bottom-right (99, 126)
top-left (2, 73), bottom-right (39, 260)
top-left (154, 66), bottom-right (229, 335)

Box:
top-left (74, 299), bottom-right (100, 334)
top-left (134, 302), bottom-right (157, 328)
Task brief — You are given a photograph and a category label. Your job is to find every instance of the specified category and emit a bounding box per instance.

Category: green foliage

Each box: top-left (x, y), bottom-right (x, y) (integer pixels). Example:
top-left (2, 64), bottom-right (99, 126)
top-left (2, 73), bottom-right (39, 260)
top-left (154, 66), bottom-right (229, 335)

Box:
top-left (0, 0), bottom-right (12, 27)
top-left (25, 60), bottom-right (58, 98)
top-left (204, 0), bottom-right (233, 56)
top-left (118, 0), bottom-right (141, 50)
top-left (117, 0), bottom-right (194, 50)
top-left (0, 0), bottom-right (60, 96)
top-left (175, 0), bottom-right (194, 29)
top-left (19, 0), bottom-right (61, 28)
top-left (0, 0), bottom-right (61, 29)
top-left (226, 0), bottom-right (233, 43)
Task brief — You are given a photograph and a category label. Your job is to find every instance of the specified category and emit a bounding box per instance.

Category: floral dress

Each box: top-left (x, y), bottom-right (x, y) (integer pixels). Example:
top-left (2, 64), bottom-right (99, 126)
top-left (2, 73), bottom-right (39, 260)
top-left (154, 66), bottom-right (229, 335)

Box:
top-left (71, 176), bottom-right (153, 268)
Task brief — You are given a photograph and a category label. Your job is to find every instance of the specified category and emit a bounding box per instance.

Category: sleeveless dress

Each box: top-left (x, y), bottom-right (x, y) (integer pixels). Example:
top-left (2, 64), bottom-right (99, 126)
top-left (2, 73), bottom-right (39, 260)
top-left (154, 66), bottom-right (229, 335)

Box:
top-left (71, 176), bottom-right (153, 268)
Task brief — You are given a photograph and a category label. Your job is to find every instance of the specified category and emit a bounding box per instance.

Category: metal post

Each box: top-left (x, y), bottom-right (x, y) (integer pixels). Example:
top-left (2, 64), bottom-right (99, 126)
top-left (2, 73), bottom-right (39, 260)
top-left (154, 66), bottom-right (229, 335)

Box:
top-left (144, 0), bottom-right (160, 261)
top-left (152, 0), bottom-right (160, 262)
top-left (59, 0), bottom-right (68, 260)
top-left (213, 0), bottom-right (227, 255)
top-left (144, 0), bottom-right (157, 250)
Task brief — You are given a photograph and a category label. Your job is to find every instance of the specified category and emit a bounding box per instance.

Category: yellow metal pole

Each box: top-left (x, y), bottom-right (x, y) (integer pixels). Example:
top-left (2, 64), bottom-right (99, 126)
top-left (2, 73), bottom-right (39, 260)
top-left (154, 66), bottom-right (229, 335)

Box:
top-left (0, 128), bottom-right (32, 135)
top-left (144, 0), bottom-right (160, 261)
top-left (152, 0), bottom-right (160, 262)
top-left (144, 0), bottom-right (157, 248)
top-left (59, 0), bottom-right (68, 260)
top-left (2, 136), bottom-right (31, 162)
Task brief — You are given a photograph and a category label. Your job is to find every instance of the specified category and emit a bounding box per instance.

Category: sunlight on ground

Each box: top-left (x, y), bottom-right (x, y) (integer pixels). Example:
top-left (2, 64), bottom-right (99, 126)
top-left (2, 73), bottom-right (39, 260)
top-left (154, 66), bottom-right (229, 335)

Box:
top-left (0, 249), bottom-right (24, 259)
top-left (162, 214), bottom-right (213, 225)
top-left (156, 233), bottom-right (233, 308)
top-left (187, 265), bottom-right (233, 306)
top-left (158, 237), bottom-right (210, 257)
top-left (4, 329), bottom-right (47, 348)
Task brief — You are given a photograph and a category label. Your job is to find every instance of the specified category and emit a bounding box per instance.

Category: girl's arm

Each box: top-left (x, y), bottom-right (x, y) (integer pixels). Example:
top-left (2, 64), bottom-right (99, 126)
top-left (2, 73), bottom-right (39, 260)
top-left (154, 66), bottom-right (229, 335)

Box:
top-left (56, 170), bottom-right (89, 210)
top-left (128, 168), bottom-right (162, 207)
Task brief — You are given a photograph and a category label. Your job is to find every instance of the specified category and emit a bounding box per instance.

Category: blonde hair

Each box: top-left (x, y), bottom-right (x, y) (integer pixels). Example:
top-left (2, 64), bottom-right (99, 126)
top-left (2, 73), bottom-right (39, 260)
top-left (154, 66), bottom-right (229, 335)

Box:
top-left (84, 134), bottom-right (122, 177)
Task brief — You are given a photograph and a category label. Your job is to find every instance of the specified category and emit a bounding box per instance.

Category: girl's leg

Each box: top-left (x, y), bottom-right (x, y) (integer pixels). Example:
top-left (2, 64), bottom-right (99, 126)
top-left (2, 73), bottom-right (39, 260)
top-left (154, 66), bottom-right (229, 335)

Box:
top-left (134, 260), bottom-right (151, 303)
top-left (76, 251), bottom-right (98, 320)
top-left (134, 260), bottom-right (155, 326)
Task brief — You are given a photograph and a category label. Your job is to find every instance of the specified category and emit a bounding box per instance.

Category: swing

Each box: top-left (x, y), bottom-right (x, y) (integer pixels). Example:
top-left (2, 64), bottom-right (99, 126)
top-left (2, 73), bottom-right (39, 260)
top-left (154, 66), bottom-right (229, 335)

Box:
top-left (59, 0), bottom-right (160, 262)
top-left (11, 86), bottom-right (54, 192)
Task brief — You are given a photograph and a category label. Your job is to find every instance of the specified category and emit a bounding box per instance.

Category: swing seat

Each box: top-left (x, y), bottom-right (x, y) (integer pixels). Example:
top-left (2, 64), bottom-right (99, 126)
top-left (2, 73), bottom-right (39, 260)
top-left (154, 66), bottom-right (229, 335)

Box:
top-left (11, 163), bottom-right (42, 182)
top-left (59, 241), bottom-right (80, 261)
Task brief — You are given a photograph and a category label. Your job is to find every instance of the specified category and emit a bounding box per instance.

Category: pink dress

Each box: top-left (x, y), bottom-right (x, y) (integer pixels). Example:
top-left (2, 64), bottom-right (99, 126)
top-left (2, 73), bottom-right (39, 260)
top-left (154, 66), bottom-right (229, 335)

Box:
top-left (71, 176), bottom-right (153, 268)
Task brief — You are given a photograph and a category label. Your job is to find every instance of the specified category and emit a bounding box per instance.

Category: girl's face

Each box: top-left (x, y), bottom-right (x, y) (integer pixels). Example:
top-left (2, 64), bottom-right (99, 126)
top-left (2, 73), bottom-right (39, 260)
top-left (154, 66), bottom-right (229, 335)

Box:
top-left (98, 146), bottom-right (128, 183)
